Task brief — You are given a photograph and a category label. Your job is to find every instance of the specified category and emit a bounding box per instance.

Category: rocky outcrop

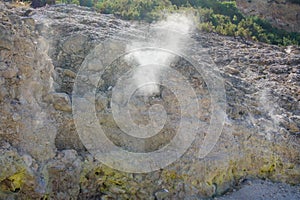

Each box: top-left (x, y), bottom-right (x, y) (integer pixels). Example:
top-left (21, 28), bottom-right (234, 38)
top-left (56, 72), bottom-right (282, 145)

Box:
top-left (0, 2), bottom-right (57, 162)
top-left (236, 0), bottom-right (300, 32)
top-left (0, 2), bottom-right (299, 199)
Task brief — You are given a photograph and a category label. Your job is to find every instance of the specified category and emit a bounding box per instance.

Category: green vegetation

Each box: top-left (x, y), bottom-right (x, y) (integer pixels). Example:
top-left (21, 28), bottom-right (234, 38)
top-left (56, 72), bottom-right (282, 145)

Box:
top-left (33, 0), bottom-right (300, 46)
top-left (95, 0), bottom-right (174, 22)
top-left (287, 0), bottom-right (300, 4)
top-left (196, 6), bottom-right (300, 46)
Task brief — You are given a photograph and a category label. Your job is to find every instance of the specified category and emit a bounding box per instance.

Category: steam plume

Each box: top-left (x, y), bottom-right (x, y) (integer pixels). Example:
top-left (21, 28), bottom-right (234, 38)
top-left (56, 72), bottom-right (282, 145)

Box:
top-left (125, 13), bottom-right (194, 96)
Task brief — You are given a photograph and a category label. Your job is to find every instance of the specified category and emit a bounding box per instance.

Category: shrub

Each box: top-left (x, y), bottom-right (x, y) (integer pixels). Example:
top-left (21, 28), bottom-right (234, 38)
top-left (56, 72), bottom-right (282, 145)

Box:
top-left (95, 0), bottom-right (174, 21)
top-left (28, 0), bottom-right (300, 46)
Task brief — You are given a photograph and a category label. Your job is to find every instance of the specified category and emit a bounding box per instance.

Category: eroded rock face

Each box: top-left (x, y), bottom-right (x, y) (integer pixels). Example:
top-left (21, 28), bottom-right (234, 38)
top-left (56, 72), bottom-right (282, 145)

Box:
top-left (236, 0), bottom-right (300, 32)
top-left (0, 3), bottom-right (57, 162)
top-left (0, 2), bottom-right (299, 199)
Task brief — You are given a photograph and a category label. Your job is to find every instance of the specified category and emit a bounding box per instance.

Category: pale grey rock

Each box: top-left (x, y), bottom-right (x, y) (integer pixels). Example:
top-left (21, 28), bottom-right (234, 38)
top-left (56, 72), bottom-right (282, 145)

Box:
top-left (49, 92), bottom-right (72, 112)
top-left (154, 189), bottom-right (169, 200)
top-left (216, 179), bottom-right (300, 200)
top-left (0, 2), bottom-right (299, 200)
top-left (42, 150), bottom-right (82, 199)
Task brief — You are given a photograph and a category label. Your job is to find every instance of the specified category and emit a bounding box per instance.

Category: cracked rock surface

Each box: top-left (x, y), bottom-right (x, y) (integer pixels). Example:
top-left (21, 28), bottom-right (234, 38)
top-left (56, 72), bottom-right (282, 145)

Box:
top-left (0, 2), bottom-right (299, 199)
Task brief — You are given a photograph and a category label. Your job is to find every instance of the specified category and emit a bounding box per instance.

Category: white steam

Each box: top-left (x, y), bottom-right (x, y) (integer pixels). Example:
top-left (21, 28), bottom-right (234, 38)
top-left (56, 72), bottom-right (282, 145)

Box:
top-left (125, 14), bottom-right (194, 96)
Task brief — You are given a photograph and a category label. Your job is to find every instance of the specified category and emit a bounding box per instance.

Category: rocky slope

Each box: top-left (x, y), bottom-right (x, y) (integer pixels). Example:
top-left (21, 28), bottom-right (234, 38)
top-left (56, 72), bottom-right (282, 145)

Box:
top-left (0, 2), bottom-right (299, 199)
top-left (236, 0), bottom-right (300, 33)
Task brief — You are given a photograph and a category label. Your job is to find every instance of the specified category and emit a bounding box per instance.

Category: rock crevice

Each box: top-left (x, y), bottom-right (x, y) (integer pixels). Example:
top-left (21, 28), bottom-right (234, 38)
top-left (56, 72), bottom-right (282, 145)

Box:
top-left (0, 3), bottom-right (299, 199)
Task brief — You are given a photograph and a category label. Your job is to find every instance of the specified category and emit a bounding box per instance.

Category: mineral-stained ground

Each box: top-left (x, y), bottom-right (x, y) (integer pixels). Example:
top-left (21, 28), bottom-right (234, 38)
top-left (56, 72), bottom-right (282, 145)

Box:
top-left (0, 2), bottom-right (299, 199)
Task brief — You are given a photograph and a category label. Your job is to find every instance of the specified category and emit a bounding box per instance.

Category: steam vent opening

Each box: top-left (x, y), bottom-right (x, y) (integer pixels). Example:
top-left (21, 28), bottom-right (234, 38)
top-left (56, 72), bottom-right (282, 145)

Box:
top-left (0, 1), bottom-right (300, 199)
